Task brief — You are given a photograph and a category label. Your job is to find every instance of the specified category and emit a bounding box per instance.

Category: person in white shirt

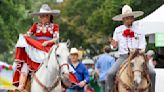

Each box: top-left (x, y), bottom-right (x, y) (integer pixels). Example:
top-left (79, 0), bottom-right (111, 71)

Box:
top-left (106, 5), bottom-right (156, 92)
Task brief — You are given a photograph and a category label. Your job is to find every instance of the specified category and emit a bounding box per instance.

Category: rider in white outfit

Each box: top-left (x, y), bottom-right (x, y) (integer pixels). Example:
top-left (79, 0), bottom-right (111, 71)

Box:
top-left (106, 5), bottom-right (156, 92)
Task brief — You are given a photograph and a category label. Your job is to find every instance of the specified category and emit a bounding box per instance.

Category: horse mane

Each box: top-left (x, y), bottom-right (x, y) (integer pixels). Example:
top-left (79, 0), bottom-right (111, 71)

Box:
top-left (127, 50), bottom-right (147, 62)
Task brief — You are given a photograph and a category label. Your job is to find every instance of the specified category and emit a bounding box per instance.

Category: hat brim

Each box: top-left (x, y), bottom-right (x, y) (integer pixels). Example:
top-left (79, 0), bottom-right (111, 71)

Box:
top-left (30, 10), bottom-right (60, 16)
top-left (82, 59), bottom-right (94, 64)
top-left (70, 52), bottom-right (79, 55)
top-left (112, 11), bottom-right (144, 21)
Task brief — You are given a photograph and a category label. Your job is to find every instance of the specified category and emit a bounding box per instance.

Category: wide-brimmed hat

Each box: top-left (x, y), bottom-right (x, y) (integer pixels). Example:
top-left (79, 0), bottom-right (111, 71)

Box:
top-left (70, 48), bottom-right (79, 55)
top-left (31, 4), bottom-right (60, 16)
top-left (146, 50), bottom-right (155, 56)
top-left (112, 5), bottom-right (144, 21)
top-left (82, 58), bottom-right (94, 65)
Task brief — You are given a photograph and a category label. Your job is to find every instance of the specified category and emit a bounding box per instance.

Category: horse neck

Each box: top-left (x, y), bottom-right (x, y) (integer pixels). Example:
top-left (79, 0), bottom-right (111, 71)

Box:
top-left (35, 49), bottom-right (59, 86)
top-left (47, 49), bottom-right (59, 81)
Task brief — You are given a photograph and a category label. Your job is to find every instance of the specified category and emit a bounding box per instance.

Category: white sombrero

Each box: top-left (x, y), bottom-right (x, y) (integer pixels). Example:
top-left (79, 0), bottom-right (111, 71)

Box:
top-left (31, 4), bottom-right (60, 16)
top-left (70, 48), bottom-right (79, 54)
top-left (112, 5), bottom-right (144, 21)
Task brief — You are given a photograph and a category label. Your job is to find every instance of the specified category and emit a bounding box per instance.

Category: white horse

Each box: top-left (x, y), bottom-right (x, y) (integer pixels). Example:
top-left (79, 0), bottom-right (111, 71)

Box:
top-left (31, 42), bottom-right (71, 92)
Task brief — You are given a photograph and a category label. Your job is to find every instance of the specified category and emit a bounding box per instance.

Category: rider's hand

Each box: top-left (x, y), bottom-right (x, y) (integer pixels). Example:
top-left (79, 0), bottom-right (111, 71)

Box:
top-left (111, 39), bottom-right (118, 48)
top-left (23, 34), bottom-right (27, 36)
top-left (78, 80), bottom-right (86, 87)
top-left (23, 34), bottom-right (30, 37)
top-left (42, 41), bottom-right (49, 47)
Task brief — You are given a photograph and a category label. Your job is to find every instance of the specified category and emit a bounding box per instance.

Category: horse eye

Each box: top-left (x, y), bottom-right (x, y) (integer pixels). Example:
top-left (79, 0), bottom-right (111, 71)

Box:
top-left (56, 54), bottom-right (60, 57)
top-left (130, 63), bottom-right (134, 67)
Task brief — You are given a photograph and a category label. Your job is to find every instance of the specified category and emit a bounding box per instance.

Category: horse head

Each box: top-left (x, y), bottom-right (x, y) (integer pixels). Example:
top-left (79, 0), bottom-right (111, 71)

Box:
top-left (47, 42), bottom-right (73, 88)
top-left (128, 50), bottom-right (148, 89)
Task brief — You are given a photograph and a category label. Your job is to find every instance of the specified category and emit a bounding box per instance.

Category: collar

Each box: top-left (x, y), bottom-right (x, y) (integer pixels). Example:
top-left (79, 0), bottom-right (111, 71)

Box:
top-left (71, 61), bottom-right (80, 69)
top-left (123, 24), bottom-right (133, 29)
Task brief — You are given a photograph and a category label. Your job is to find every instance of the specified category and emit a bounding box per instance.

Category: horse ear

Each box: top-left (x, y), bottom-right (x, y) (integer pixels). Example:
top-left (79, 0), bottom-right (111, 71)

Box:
top-left (139, 49), bottom-right (145, 54)
top-left (66, 39), bottom-right (71, 47)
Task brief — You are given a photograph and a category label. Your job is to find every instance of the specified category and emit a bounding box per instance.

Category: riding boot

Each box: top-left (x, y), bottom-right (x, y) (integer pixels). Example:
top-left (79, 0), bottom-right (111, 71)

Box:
top-left (17, 73), bottom-right (27, 91)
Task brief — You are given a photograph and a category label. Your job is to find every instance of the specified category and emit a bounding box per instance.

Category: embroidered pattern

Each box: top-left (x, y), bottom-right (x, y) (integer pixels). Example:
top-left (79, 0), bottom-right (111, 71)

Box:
top-left (36, 23), bottom-right (54, 34)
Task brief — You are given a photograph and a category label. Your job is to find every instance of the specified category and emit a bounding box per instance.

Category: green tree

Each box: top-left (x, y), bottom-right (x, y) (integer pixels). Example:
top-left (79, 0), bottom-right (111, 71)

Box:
top-left (1, 0), bottom-right (164, 62)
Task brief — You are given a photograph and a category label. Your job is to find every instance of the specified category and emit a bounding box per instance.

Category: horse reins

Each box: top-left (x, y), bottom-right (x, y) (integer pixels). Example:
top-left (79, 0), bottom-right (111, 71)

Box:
top-left (33, 74), bottom-right (61, 92)
top-left (54, 45), bottom-right (69, 72)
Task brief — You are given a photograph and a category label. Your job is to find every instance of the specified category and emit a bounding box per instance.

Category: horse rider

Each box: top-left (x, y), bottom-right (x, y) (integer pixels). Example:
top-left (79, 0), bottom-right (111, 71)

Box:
top-left (13, 4), bottom-right (60, 91)
top-left (106, 5), bottom-right (156, 92)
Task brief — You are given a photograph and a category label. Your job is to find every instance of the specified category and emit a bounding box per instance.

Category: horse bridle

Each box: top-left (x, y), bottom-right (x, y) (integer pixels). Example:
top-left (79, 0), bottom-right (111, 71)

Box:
top-left (130, 62), bottom-right (145, 74)
top-left (54, 45), bottom-right (69, 72)
top-left (131, 62), bottom-right (152, 92)
top-left (33, 45), bottom-right (69, 92)
top-left (115, 61), bottom-right (151, 92)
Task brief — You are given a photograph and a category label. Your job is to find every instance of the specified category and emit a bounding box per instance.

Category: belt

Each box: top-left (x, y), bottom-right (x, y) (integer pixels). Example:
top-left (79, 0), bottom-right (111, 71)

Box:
top-left (35, 36), bottom-right (53, 40)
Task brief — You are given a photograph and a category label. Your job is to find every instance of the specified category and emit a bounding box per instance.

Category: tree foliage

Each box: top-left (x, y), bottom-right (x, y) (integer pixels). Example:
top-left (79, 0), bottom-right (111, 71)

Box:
top-left (0, 0), bottom-right (164, 62)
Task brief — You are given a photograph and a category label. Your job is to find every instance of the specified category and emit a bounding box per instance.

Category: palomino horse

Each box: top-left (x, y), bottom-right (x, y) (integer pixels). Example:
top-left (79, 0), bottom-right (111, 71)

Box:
top-left (113, 50), bottom-right (151, 92)
top-left (31, 42), bottom-right (72, 92)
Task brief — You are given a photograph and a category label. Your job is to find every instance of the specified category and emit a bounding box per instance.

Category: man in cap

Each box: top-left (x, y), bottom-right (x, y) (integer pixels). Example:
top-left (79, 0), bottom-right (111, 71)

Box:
top-left (66, 48), bottom-right (90, 92)
top-left (107, 5), bottom-right (156, 92)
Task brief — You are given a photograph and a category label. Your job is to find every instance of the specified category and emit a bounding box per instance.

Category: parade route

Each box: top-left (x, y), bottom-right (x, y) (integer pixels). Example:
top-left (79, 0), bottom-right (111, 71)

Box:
top-left (0, 68), bottom-right (163, 92)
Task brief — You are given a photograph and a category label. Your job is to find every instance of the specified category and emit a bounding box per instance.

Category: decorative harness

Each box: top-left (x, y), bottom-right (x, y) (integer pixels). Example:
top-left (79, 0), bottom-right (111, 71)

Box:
top-left (33, 45), bottom-right (69, 92)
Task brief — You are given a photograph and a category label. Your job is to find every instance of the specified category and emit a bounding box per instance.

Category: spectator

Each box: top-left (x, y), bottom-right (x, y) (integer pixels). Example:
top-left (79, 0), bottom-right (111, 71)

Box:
top-left (95, 46), bottom-right (115, 92)
top-left (66, 48), bottom-right (90, 92)
top-left (82, 58), bottom-right (100, 92)
top-left (146, 50), bottom-right (155, 68)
